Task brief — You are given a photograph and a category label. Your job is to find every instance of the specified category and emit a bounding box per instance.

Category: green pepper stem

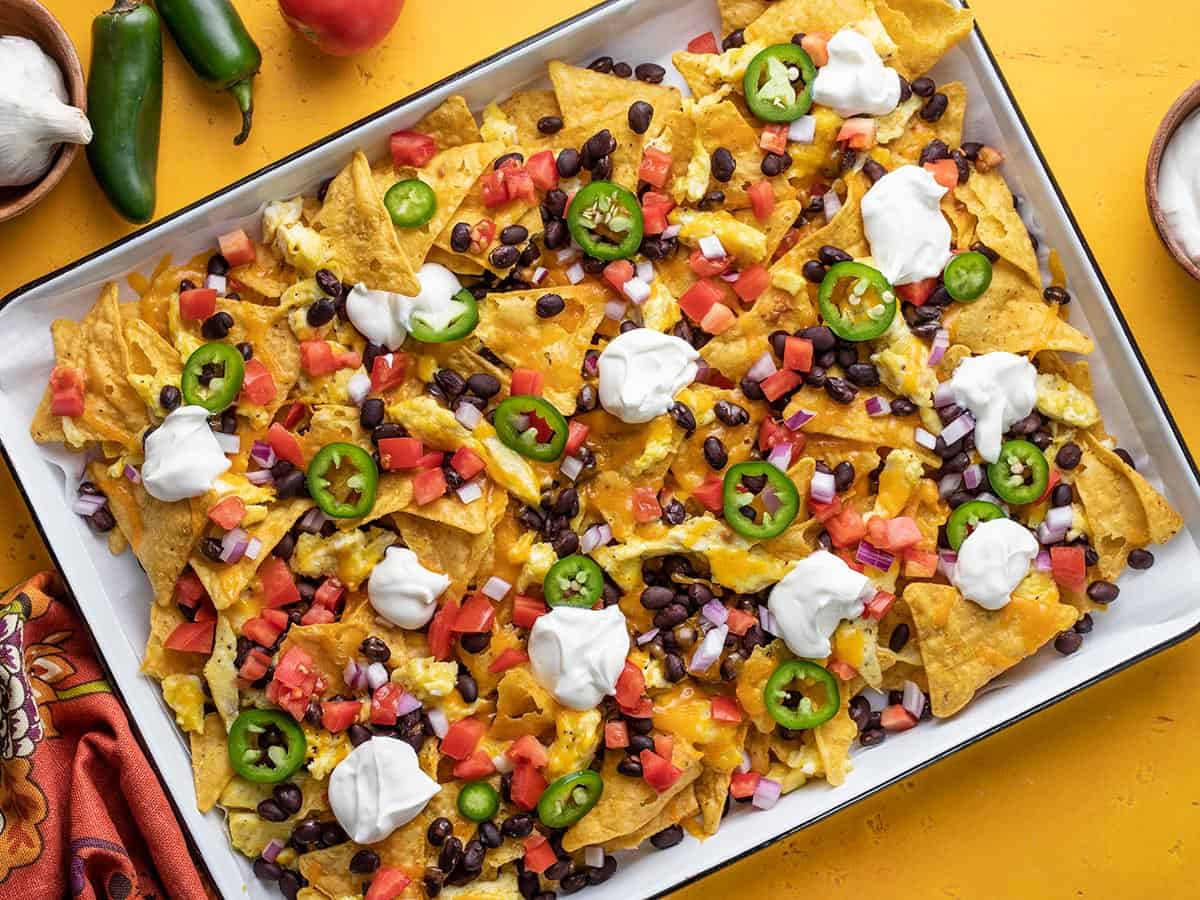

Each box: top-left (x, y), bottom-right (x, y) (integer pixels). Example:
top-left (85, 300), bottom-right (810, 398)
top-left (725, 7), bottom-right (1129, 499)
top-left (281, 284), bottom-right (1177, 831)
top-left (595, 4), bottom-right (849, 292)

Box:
top-left (230, 78), bottom-right (254, 146)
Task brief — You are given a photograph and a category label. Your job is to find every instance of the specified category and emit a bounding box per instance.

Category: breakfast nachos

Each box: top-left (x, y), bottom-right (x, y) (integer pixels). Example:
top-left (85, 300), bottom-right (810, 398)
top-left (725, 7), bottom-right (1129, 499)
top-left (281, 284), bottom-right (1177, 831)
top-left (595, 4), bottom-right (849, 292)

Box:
top-left (31, 0), bottom-right (1183, 898)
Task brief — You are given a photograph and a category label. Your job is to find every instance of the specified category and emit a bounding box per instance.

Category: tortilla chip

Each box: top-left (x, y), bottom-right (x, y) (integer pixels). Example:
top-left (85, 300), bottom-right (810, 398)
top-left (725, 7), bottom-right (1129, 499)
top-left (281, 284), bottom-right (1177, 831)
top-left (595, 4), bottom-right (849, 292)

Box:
top-left (720, 0), bottom-right (770, 31)
top-left (702, 285), bottom-right (817, 381)
top-left (414, 95), bottom-right (481, 149)
top-left (609, 785), bottom-right (700, 851)
top-left (312, 151), bottom-right (420, 296)
top-left (499, 90), bottom-right (561, 150)
top-left (813, 698), bottom-right (858, 786)
top-left (955, 170), bottom-right (1041, 288)
top-left (222, 299), bottom-right (301, 430)
top-left (744, 0), bottom-right (897, 60)
top-left (693, 766), bottom-right (734, 837)
top-left (690, 100), bottom-right (790, 210)
top-left (142, 601), bottom-right (204, 680)
top-left (492, 666), bottom-right (559, 740)
top-left (229, 242), bottom-right (293, 299)
top-left (737, 197), bottom-right (804, 264)
top-left (904, 581), bottom-right (1077, 717)
top-left (425, 245), bottom-right (487, 276)
top-left (204, 616), bottom-right (240, 730)
top-left (876, 0), bottom-right (974, 78)
top-left (771, 172), bottom-right (870, 294)
top-left (300, 404), bottom-right (371, 458)
top-left (280, 621), bottom-right (369, 693)
top-left (190, 713), bottom-right (235, 813)
top-left (783, 388), bottom-right (941, 467)
top-left (475, 282), bottom-right (610, 415)
top-left (431, 157), bottom-right (539, 276)
top-left (123, 317), bottom-right (184, 420)
top-left (392, 487), bottom-right (504, 593)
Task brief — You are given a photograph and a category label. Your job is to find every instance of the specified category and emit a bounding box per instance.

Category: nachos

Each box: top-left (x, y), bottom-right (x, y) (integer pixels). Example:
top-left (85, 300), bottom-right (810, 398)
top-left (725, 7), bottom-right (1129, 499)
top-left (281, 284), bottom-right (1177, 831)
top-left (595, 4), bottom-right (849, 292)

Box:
top-left (32, 2), bottom-right (1182, 898)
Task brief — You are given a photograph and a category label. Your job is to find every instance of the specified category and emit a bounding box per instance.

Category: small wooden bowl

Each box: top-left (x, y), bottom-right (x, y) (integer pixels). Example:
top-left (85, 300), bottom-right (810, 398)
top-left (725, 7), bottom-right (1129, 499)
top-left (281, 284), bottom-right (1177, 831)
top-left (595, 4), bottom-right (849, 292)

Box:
top-left (1146, 80), bottom-right (1200, 283)
top-left (0, 0), bottom-right (87, 224)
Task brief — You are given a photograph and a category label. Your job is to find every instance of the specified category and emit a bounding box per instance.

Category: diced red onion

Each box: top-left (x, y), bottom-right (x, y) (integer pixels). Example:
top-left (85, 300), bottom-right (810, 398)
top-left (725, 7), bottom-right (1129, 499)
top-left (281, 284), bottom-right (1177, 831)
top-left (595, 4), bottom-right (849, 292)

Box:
top-left (531, 266), bottom-right (549, 286)
top-left (262, 839), bottom-right (284, 863)
top-left (1037, 521), bottom-right (1067, 546)
top-left (736, 750), bottom-right (752, 774)
top-left (662, 224), bottom-right (682, 240)
top-left (343, 659), bottom-right (361, 689)
top-left (244, 537), bottom-right (263, 561)
top-left (365, 662), bottom-right (389, 691)
top-left (758, 605), bottom-right (777, 636)
top-left (556, 247), bottom-right (579, 265)
top-left (914, 427), bottom-right (937, 450)
top-left (456, 480), bottom-right (484, 505)
top-left (583, 353), bottom-right (599, 377)
top-left (901, 680), bottom-right (924, 719)
top-left (250, 441), bottom-right (277, 468)
top-left (482, 576), bottom-right (511, 601)
top-left (927, 328), bottom-right (950, 367)
top-left (581, 523), bottom-right (612, 554)
top-left (560, 455), bottom-right (584, 481)
top-left (492, 752), bottom-right (514, 774)
top-left (219, 527), bottom-right (248, 564)
top-left (933, 382), bottom-right (956, 408)
top-left (767, 443), bottom-right (792, 472)
top-left (124, 464), bottom-right (141, 484)
top-left (214, 431), bottom-right (241, 455)
top-left (636, 260), bottom-right (655, 283)
top-left (396, 691), bottom-right (422, 716)
top-left (347, 372), bottom-right (372, 406)
top-left (864, 395), bottom-right (888, 417)
top-left (624, 277), bottom-right (651, 304)
top-left (1044, 505), bottom-right (1074, 533)
top-left (297, 507), bottom-right (328, 534)
top-left (246, 468), bottom-right (274, 486)
top-left (784, 407), bottom-right (816, 430)
top-left (701, 599), bottom-right (728, 627)
top-left (636, 627), bottom-right (660, 646)
top-left (752, 776), bottom-right (782, 811)
top-left (604, 298), bottom-right (627, 320)
top-left (761, 485), bottom-right (782, 515)
top-left (720, 270), bottom-right (741, 283)
top-left (855, 540), bottom-right (894, 572)
top-left (566, 262), bottom-right (586, 285)
top-left (205, 273), bottom-right (227, 293)
top-left (584, 846), bottom-right (605, 869)
top-left (1034, 549), bottom-right (1052, 572)
top-left (454, 401), bottom-right (483, 430)
top-left (746, 352), bottom-right (777, 383)
top-left (938, 472), bottom-right (963, 498)
top-left (940, 410), bottom-right (975, 446)
top-left (937, 549), bottom-right (958, 578)
top-left (809, 470), bottom-right (836, 504)
top-left (427, 708), bottom-right (449, 739)
top-left (73, 494), bottom-right (107, 516)
top-left (975, 492), bottom-right (1008, 513)
top-left (788, 115), bottom-right (817, 144)
top-left (962, 464), bottom-right (983, 490)
top-left (823, 191), bottom-right (842, 221)
top-left (688, 625), bottom-right (727, 674)
top-left (699, 235), bottom-right (727, 260)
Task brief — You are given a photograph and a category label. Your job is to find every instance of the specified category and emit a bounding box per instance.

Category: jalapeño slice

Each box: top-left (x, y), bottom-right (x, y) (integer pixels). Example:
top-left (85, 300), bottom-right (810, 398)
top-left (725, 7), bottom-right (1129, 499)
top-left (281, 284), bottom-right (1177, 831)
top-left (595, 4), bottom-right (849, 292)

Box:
top-left (942, 251), bottom-right (993, 302)
top-left (817, 261), bottom-right (897, 342)
top-left (946, 500), bottom-right (1006, 551)
top-left (493, 396), bottom-right (568, 462)
top-left (986, 439), bottom-right (1050, 506)
top-left (743, 44), bottom-right (817, 123)
top-left (227, 709), bottom-right (307, 784)
top-left (181, 342), bottom-right (245, 413)
top-left (407, 288), bottom-right (479, 343)
top-left (457, 780), bottom-right (501, 823)
top-left (566, 181), bottom-right (644, 261)
top-left (722, 460), bottom-right (800, 540)
top-left (537, 769), bottom-right (604, 828)
top-left (544, 555), bottom-right (605, 608)
top-left (764, 659), bottom-right (840, 730)
top-left (306, 442), bottom-right (379, 519)
top-left (385, 178), bottom-right (437, 228)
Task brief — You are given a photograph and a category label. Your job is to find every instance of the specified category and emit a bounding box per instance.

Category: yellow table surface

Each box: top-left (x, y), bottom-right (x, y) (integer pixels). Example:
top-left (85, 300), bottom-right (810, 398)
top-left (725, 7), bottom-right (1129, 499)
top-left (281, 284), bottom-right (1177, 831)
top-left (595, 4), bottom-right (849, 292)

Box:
top-left (3, 1), bottom-right (1198, 896)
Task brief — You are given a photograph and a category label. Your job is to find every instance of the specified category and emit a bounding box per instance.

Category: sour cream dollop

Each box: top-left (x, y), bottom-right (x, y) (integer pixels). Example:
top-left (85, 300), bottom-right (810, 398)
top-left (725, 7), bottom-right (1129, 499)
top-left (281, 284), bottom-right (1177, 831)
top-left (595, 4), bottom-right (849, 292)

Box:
top-left (861, 165), bottom-right (953, 285)
top-left (329, 737), bottom-right (441, 844)
top-left (767, 550), bottom-right (870, 659)
top-left (811, 29), bottom-right (901, 118)
top-left (597, 329), bottom-right (699, 424)
top-left (952, 517), bottom-right (1039, 610)
top-left (345, 263), bottom-right (468, 351)
top-left (947, 351), bottom-right (1038, 463)
top-left (528, 605), bottom-right (630, 710)
top-left (368, 547), bottom-right (450, 629)
top-left (1158, 107), bottom-right (1200, 266)
top-left (141, 406), bottom-right (232, 502)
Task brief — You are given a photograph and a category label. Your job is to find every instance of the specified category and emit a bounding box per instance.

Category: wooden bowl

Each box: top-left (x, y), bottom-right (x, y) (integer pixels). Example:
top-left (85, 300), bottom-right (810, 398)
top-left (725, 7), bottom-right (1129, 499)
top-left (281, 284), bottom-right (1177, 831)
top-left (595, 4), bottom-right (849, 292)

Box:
top-left (1146, 80), bottom-right (1200, 282)
top-left (0, 0), bottom-right (87, 224)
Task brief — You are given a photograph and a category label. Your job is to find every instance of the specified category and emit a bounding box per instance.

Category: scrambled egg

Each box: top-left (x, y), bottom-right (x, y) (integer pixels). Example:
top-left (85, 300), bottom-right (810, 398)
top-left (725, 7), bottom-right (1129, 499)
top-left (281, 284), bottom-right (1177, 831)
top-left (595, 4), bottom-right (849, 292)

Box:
top-left (166, 296), bottom-right (205, 362)
top-left (477, 431), bottom-right (542, 505)
top-left (480, 102), bottom-right (518, 146)
top-left (210, 474), bottom-right (276, 526)
top-left (263, 198), bottom-right (331, 275)
top-left (870, 315), bottom-right (939, 405)
top-left (292, 526), bottom-right (396, 589)
top-left (304, 724), bottom-right (351, 780)
top-left (1035, 373), bottom-right (1100, 428)
top-left (546, 708), bottom-right (603, 780)
top-left (669, 209), bottom-right (768, 266)
top-left (516, 541), bottom-right (557, 593)
top-left (768, 740), bottom-right (824, 793)
top-left (869, 448), bottom-right (925, 519)
top-left (629, 415), bottom-right (681, 478)
top-left (876, 95), bottom-right (923, 144)
top-left (396, 656), bottom-right (458, 702)
top-left (832, 618), bottom-right (882, 688)
top-left (161, 674), bottom-right (206, 734)
top-left (629, 649), bottom-right (669, 691)
top-left (680, 133), bottom-right (712, 204)
top-left (640, 280), bottom-right (683, 333)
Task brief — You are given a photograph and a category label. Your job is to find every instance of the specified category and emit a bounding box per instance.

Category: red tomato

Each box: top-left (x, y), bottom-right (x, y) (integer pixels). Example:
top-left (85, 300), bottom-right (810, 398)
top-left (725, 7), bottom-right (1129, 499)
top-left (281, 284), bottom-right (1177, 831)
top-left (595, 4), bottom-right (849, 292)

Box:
top-left (512, 763), bottom-right (548, 812)
top-left (614, 660), bottom-right (645, 711)
top-left (377, 436), bottom-right (423, 471)
top-left (653, 735), bottom-right (674, 760)
top-left (370, 683), bottom-right (406, 725)
top-left (506, 735), bottom-right (549, 769)
top-left (604, 721), bottom-right (629, 749)
top-left (1034, 468), bottom-right (1061, 505)
top-left (441, 718), bottom-right (486, 760)
top-left (783, 336), bottom-right (814, 372)
top-left (759, 369), bottom-right (802, 402)
top-left (881, 704), bottom-right (918, 732)
top-left (505, 167), bottom-right (536, 204)
top-left (711, 696), bottom-right (743, 723)
top-left (452, 593), bottom-right (496, 634)
top-left (164, 621), bottom-right (215, 654)
top-left (389, 129), bottom-right (436, 167)
top-left (827, 659), bottom-right (858, 681)
top-left (733, 265), bottom-right (771, 303)
top-left (523, 833), bottom-right (557, 872)
top-left (300, 605), bottom-right (336, 626)
top-left (179, 288), bottom-right (217, 321)
top-left (603, 259), bottom-right (636, 293)
top-left (699, 300), bottom-right (736, 335)
top-left (924, 159), bottom-right (959, 189)
top-left (450, 447), bottom-right (486, 480)
top-left (314, 577), bottom-right (345, 610)
top-left (174, 572), bottom-right (207, 609)
top-left (259, 556), bottom-right (300, 608)
top-left (837, 118), bottom-right (877, 150)
top-left (640, 749), bottom-right (682, 793)
top-left (640, 191), bottom-right (675, 234)
top-left (903, 548), bottom-right (939, 579)
top-left (689, 248), bottom-right (732, 278)
top-left (896, 277), bottom-right (938, 306)
top-left (678, 278), bottom-right (723, 322)
top-left (526, 150), bottom-right (559, 191)
top-left (238, 648), bottom-right (273, 683)
top-left (1050, 545), bottom-right (1087, 593)
top-left (282, 402), bottom-right (306, 430)
top-left (725, 607), bottom-right (757, 636)
top-left (692, 476), bottom-right (725, 513)
top-left (321, 700), bottom-right (362, 733)
top-left (428, 599), bottom-right (459, 661)
top-left (49, 366), bottom-right (86, 417)
top-left (825, 507), bottom-right (867, 548)
top-left (488, 648), bottom-right (529, 674)
top-left (631, 486), bottom-right (661, 523)
top-left (511, 594), bottom-right (548, 629)
top-left (267, 423), bottom-right (305, 468)
top-left (752, 176), bottom-right (779, 221)
top-left (279, 0), bottom-right (405, 56)
top-left (510, 368), bottom-right (544, 397)
top-left (881, 516), bottom-right (922, 551)
top-left (370, 352), bottom-right (408, 393)
top-left (470, 219), bottom-right (496, 253)
top-left (241, 610), bottom-right (287, 647)
top-left (808, 495), bottom-right (843, 523)
top-left (300, 340), bottom-right (337, 376)
top-left (481, 169), bottom-right (508, 208)
top-left (268, 647), bottom-right (326, 720)
top-left (364, 867), bottom-right (411, 900)
top-left (687, 32), bottom-right (719, 54)
top-left (240, 359), bottom-right (277, 406)
top-left (729, 770), bottom-right (761, 799)
top-left (217, 229), bottom-right (256, 267)
top-left (453, 750), bottom-right (496, 780)
top-left (760, 123), bottom-right (789, 155)
top-left (800, 32), bottom-right (830, 66)
top-left (412, 467), bottom-right (447, 505)
top-left (207, 496), bottom-right (246, 530)
top-left (863, 590), bottom-right (896, 621)
top-left (564, 421), bottom-right (590, 457)
top-left (638, 147), bottom-right (673, 189)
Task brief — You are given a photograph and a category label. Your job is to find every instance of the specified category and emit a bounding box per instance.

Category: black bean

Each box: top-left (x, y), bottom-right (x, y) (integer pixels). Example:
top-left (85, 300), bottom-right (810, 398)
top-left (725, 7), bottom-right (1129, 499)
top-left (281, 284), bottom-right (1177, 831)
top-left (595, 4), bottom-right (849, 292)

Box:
top-left (628, 100), bottom-right (654, 135)
top-left (629, 734), bottom-right (655, 755)
top-left (582, 255), bottom-right (606, 275)
top-left (538, 115), bottom-right (564, 134)
top-left (536, 293), bottom-right (565, 318)
top-left (830, 461), bottom-right (854, 493)
top-left (159, 384), bottom-right (182, 412)
top-left (740, 375), bottom-right (765, 401)
top-left (898, 76), bottom-right (913, 102)
top-left (653, 603), bottom-right (689, 630)
top-left (970, 241), bottom-right (999, 263)
top-left (502, 813), bottom-right (534, 839)
top-left (236, 341), bottom-right (254, 361)
top-left (424, 868), bottom-right (445, 898)
top-left (641, 585), bottom-right (675, 610)
top-left (272, 533), bottom-right (296, 562)
top-left (723, 29), bottom-right (746, 50)
top-left (698, 190), bottom-right (726, 210)
top-left (1030, 430), bottom-right (1052, 451)
top-left (561, 872), bottom-right (589, 895)
top-left (761, 152), bottom-right (790, 176)
top-left (256, 799), bottom-right (287, 822)
top-left (613, 61), bottom-right (633, 78)
top-left (456, 670), bottom-right (479, 703)
top-left (918, 139), bottom-right (950, 166)
top-left (801, 259), bottom-right (827, 284)
top-left (434, 369), bottom-right (466, 400)
top-left (849, 695), bottom-right (872, 731)
top-left (862, 158), bottom-right (887, 183)
top-left (1049, 483), bottom-right (1073, 508)
top-left (349, 848), bottom-right (380, 875)
top-left (587, 855), bottom-right (618, 886)
top-left (961, 142), bottom-right (983, 161)
top-left (449, 222), bottom-right (472, 253)
top-left (500, 224), bottom-right (529, 246)
top-left (1052, 630), bottom-right (1083, 655)
top-left (912, 76), bottom-right (936, 98)
top-left (493, 152), bottom-right (525, 172)
top-left (824, 377), bottom-right (857, 404)
top-left (438, 835), bottom-right (463, 872)
top-left (428, 817), bottom-right (453, 847)
top-left (1113, 447), bottom-right (1137, 470)
top-left (459, 632), bottom-right (491, 654)
top-left (635, 63), bottom-right (666, 84)
top-left (201, 311), bottom-right (234, 339)
top-left (207, 254), bottom-right (230, 276)
top-left (1074, 613), bottom-right (1094, 635)
top-left (199, 537), bottom-right (224, 562)
top-left (711, 148), bottom-right (736, 182)
top-left (703, 436), bottom-right (728, 470)
top-left (818, 245), bottom-right (853, 267)
top-left (1127, 548), bottom-right (1155, 570)
top-left (669, 401), bottom-right (696, 433)
top-left (575, 383), bottom-right (598, 414)
top-left (860, 726), bottom-right (886, 746)
top-left (278, 871), bottom-right (303, 900)
top-left (462, 839), bottom-right (485, 873)
top-left (769, 329), bottom-right (789, 358)
top-left (951, 149), bottom-right (970, 184)
top-left (920, 92), bottom-right (949, 122)
top-left (650, 825), bottom-right (684, 849)
top-left (1087, 580), bottom-right (1120, 604)
top-left (477, 820), bottom-right (502, 849)
top-left (714, 400), bottom-right (749, 427)
top-left (304, 298), bottom-right (335, 329)
top-left (346, 723), bottom-right (371, 747)
top-left (273, 782), bottom-right (303, 816)
top-left (291, 818), bottom-right (322, 845)
top-left (552, 530), bottom-right (580, 557)
top-left (588, 55), bottom-right (613, 73)
top-left (354, 400), bottom-right (383, 433)
top-left (557, 148), bottom-right (583, 178)
top-left (490, 245), bottom-right (520, 269)
top-left (887, 623), bottom-right (911, 653)
top-left (85, 506), bottom-right (115, 534)
top-left (1044, 286), bottom-right (1071, 304)
top-left (253, 858), bottom-right (282, 881)
top-left (846, 362), bottom-right (880, 387)
top-left (545, 859), bottom-right (573, 881)
top-left (585, 129), bottom-right (618, 160)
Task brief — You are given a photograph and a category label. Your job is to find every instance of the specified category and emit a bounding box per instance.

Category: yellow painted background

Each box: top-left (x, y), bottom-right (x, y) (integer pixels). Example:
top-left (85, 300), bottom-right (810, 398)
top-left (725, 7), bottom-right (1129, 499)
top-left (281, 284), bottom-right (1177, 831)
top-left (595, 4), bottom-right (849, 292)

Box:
top-left (2, 1), bottom-right (1198, 896)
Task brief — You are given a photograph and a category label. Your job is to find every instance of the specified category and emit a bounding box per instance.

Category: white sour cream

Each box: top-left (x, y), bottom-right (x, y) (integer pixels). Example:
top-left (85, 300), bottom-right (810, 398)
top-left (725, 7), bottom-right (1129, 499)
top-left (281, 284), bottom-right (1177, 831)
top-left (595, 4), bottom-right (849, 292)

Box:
top-left (345, 263), bottom-right (468, 351)
top-left (329, 737), bottom-right (441, 844)
top-left (597, 328), bottom-right (699, 424)
top-left (861, 165), bottom-right (953, 286)
top-left (1158, 107), bottom-right (1200, 266)
top-left (767, 550), bottom-right (870, 659)
top-left (367, 547), bottom-right (450, 629)
top-left (947, 351), bottom-right (1038, 463)
top-left (952, 517), bottom-right (1039, 610)
top-left (528, 605), bottom-right (630, 710)
top-left (141, 406), bottom-right (231, 502)
top-left (811, 29), bottom-right (901, 118)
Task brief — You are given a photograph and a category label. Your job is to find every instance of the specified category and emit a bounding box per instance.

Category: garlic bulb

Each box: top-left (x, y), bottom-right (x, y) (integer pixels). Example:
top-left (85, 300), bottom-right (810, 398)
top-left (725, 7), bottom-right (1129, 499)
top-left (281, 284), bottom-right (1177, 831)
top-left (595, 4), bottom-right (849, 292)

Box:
top-left (0, 35), bottom-right (92, 188)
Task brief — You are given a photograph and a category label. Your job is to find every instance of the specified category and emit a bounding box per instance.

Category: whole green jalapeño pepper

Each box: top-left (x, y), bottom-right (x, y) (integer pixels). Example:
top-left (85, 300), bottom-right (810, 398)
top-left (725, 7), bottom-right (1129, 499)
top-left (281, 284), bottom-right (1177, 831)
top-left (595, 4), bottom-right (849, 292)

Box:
top-left (181, 342), bottom-right (245, 413)
top-left (493, 396), bottom-right (569, 462)
top-left (722, 461), bottom-right (800, 540)
top-left (946, 500), bottom-right (1006, 551)
top-left (764, 659), bottom-right (840, 730)
top-left (986, 439), bottom-right (1050, 506)
top-left (156, 0), bottom-right (263, 145)
top-left (537, 770), bottom-right (604, 828)
top-left (306, 442), bottom-right (379, 519)
top-left (407, 289), bottom-right (479, 343)
top-left (227, 709), bottom-right (307, 783)
top-left (544, 555), bottom-right (605, 608)
top-left (743, 44), bottom-right (816, 123)
top-left (567, 181), bottom-right (644, 261)
top-left (818, 261), bottom-right (897, 342)
top-left (87, 0), bottom-right (163, 223)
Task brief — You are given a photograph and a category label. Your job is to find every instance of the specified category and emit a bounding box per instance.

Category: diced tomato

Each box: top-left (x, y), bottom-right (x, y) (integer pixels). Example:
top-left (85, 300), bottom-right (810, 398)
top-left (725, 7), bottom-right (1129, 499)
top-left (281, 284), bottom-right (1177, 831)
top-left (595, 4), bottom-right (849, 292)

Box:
top-left (526, 149), bottom-right (559, 191)
top-left (826, 507), bottom-right (868, 548)
top-left (638, 147), bottom-right (674, 189)
top-left (448, 447), bottom-right (485, 480)
top-left (365, 867), bottom-right (411, 900)
top-left (689, 248), bottom-right (732, 278)
top-left (729, 770), bottom-right (762, 799)
top-left (370, 683), bottom-right (406, 725)
top-left (748, 179), bottom-right (777, 222)
top-left (837, 118), bottom-right (877, 151)
top-left (300, 341), bottom-right (338, 377)
top-left (641, 190), bottom-right (675, 234)
top-left (488, 648), bottom-right (529, 674)
top-left (687, 31), bottom-right (719, 54)
top-left (564, 421), bottom-right (590, 457)
top-left (877, 516), bottom-right (922, 551)
top-left (237, 358), bottom-right (277, 407)
top-left (760, 123), bottom-right (789, 155)
top-left (512, 594), bottom-right (548, 629)
top-left (604, 259), bottom-right (636, 293)
top-left (1035, 469), bottom-right (1061, 505)
top-left (881, 704), bottom-right (918, 732)
top-left (758, 417), bottom-right (789, 452)
top-left (268, 646), bottom-right (326, 720)
top-left (808, 495), bottom-right (843, 523)
top-left (505, 166), bottom-right (536, 204)
top-left (782, 336), bottom-right (814, 372)
top-left (412, 467), bottom-right (447, 505)
top-left (266, 424), bottom-right (304, 471)
top-left (800, 32), bottom-right (830, 66)
top-left (863, 590), bottom-right (896, 621)
top-left (615, 660), bottom-right (646, 711)
top-left (480, 169), bottom-right (508, 208)
top-left (692, 476), bottom-right (725, 513)
top-left (839, 547), bottom-right (866, 573)
top-left (321, 700), bottom-right (362, 733)
top-left (511, 761), bottom-right (549, 808)
top-left (1050, 545), bottom-right (1087, 593)
top-left (623, 697), bottom-right (653, 719)
top-left (207, 496), bottom-right (246, 530)
top-left (523, 832), bottom-right (557, 873)
top-left (452, 593), bottom-right (496, 634)
top-left (238, 648), bottom-right (273, 683)
top-left (300, 605), bottom-right (336, 626)
top-left (510, 368), bottom-right (544, 397)
top-left (903, 548), bottom-right (939, 579)
top-left (259, 555), bottom-right (300, 608)
top-left (653, 735), bottom-right (674, 760)
top-left (711, 696), bottom-right (743, 724)
top-left (164, 621), bottom-right (216, 654)
top-left (193, 599), bottom-right (216, 623)
top-left (452, 750), bottom-right (496, 780)
top-left (377, 437), bottom-right (423, 472)
top-left (241, 609), bottom-right (289, 647)
top-left (632, 486), bottom-right (661, 523)
top-left (723, 609), bottom-right (755, 638)
top-left (179, 287), bottom-right (218, 321)
top-left (217, 229), bottom-right (256, 268)
top-left (640, 749), bottom-right (682, 793)
top-left (441, 717), bottom-right (486, 760)
top-left (924, 159), bottom-right (959, 190)
top-left (313, 577), bottom-right (345, 611)
top-left (390, 130), bottom-right (437, 168)
top-left (760, 369), bottom-right (803, 402)
top-left (282, 402), bottom-right (306, 430)
top-left (678, 278), bottom-right (723, 322)
top-left (428, 599), bottom-right (459, 661)
top-left (506, 735), bottom-right (549, 769)
top-left (896, 277), bottom-right (938, 306)
top-left (605, 721), bottom-right (630, 749)
top-left (174, 571), bottom-right (207, 610)
top-left (369, 352), bottom-right (409, 393)
top-left (733, 264), bottom-right (770, 303)
top-left (826, 659), bottom-right (858, 681)
top-left (469, 219), bottom-right (496, 254)
top-left (48, 366), bottom-right (86, 417)
top-left (700, 301), bottom-right (736, 336)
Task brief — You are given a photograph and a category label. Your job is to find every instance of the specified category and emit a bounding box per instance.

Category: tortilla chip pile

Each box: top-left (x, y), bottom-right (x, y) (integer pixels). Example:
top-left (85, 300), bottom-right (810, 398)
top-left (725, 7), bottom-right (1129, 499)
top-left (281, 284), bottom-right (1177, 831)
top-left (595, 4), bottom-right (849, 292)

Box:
top-left (30, 0), bottom-right (1183, 897)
